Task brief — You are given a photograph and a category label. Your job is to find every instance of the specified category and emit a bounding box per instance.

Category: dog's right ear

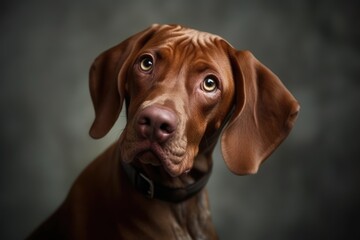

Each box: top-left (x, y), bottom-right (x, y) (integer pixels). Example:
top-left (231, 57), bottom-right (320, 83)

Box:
top-left (89, 24), bottom-right (160, 139)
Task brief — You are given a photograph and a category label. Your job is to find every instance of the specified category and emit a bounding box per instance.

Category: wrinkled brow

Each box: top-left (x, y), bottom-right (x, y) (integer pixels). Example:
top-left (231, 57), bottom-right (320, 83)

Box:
top-left (147, 25), bottom-right (227, 53)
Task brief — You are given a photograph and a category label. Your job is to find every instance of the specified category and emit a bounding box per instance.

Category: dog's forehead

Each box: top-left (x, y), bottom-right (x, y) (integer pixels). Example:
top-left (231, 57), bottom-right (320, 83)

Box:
top-left (147, 25), bottom-right (230, 52)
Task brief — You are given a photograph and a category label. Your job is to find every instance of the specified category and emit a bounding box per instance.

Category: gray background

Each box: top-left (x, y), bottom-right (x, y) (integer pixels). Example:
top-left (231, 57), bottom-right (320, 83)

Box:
top-left (1, 0), bottom-right (359, 239)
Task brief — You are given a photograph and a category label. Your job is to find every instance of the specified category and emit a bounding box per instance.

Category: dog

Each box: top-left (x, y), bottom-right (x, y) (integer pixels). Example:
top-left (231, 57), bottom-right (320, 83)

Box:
top-left (28, 24), bottom-right (299, 239)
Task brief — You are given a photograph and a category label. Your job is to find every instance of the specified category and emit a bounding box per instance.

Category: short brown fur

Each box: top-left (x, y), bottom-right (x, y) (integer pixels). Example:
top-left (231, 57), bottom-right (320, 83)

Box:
top-left (28, 24), bottom-right (299, 239)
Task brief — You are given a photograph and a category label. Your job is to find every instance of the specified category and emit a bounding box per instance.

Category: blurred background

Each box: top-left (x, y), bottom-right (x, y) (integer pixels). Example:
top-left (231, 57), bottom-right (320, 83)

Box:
top-left (1, 0), bottom-right (359, 239)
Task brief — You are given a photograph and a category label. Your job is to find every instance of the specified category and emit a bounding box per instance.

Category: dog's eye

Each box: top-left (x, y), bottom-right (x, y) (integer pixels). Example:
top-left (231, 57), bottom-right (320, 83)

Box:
top-left (202, 76), bottom-right (218, 92)
top-left (139, 55), bottom-right (153, 72)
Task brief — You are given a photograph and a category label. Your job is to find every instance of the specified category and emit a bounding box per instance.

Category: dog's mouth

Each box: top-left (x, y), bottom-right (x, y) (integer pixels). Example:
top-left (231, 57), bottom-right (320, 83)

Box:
top-left (133, 143), bottom-right (189, 177)
top-left (136, 151), bottom-right (162, 166)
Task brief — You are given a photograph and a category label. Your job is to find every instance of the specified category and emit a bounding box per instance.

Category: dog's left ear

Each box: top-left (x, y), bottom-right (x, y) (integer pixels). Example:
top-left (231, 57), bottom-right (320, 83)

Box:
top-left (221, 50), bottom-right (300, 175)
top-left (89, 24), bottom-right (161, 139)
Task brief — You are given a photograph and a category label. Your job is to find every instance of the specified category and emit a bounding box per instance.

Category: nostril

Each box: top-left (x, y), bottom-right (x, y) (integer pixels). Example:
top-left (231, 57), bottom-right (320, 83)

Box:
top-left (139, 116), bottom-right (151, 126)
top-left (160, 123), bottom-right (175, 134)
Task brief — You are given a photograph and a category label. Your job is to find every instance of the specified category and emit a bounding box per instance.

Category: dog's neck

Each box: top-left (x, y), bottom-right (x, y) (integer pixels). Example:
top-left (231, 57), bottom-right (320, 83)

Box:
top-left (117, 140), bottom-right (214, 203)
top-left (111, 143), bottom-right (218, 239)
top-left (120, 152), bottom-right (213, 203)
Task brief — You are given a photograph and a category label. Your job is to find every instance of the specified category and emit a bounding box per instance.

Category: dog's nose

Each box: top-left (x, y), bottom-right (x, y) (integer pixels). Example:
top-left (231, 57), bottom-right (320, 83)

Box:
top-left (136, 106), bottom-right (177, 143)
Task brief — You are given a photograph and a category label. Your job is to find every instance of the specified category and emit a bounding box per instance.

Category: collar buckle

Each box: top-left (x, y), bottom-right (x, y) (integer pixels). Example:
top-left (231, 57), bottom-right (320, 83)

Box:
top-left (139, 173), bottom-right (154, 199)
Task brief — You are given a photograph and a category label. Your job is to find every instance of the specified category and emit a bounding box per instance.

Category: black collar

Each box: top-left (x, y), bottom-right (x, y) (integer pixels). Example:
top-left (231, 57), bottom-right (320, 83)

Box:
top-left (121, 161), bottom-right (212, 203)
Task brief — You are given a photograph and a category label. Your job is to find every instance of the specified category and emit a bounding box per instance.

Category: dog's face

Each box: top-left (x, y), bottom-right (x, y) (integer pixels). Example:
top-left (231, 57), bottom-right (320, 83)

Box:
top-left (119, 28), bottom-right (235, 176)
top-left (89, 24), bottom-right (299, 177)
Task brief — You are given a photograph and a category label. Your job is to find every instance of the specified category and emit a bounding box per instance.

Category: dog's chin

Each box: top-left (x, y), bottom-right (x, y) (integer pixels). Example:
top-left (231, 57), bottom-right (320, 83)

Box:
top-left (136, 151), bottom-right (189, 177)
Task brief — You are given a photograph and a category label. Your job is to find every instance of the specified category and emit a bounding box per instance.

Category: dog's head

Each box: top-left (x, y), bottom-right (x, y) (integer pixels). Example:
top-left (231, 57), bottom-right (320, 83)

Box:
top-left (89, 24), bottom-right (299, 177)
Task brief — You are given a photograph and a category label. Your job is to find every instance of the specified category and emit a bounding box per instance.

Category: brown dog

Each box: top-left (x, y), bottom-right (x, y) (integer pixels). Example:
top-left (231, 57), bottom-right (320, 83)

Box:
top-left (29, 24), bottom-right (299, 239)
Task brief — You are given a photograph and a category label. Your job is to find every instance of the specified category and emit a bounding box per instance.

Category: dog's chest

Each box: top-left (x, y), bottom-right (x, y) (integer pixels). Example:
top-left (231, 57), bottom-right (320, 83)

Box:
top-left (169, 192), bottom-right (217, 239)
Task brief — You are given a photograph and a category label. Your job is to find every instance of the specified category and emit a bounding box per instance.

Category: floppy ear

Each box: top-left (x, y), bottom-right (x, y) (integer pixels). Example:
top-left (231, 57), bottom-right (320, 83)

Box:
top-left (89, 24), bottom-right (160, 139)
top-left (221, 50), bottom-right (300, 175)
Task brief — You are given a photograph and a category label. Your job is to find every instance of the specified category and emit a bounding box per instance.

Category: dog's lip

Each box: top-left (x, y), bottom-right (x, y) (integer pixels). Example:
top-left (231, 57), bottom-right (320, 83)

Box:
top-left (135, 143), bottom-right (185, 177)
top-left (134, 141), bottom-right (182, 164)
top-left (136, 151), bottom-right (162, 166)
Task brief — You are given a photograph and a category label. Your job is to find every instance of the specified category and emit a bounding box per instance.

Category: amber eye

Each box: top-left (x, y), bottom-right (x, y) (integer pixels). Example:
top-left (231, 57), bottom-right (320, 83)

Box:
top-left (202, 75), bottom-right (218, 92)
top-left (139, 55), bottom-right (153, 72)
